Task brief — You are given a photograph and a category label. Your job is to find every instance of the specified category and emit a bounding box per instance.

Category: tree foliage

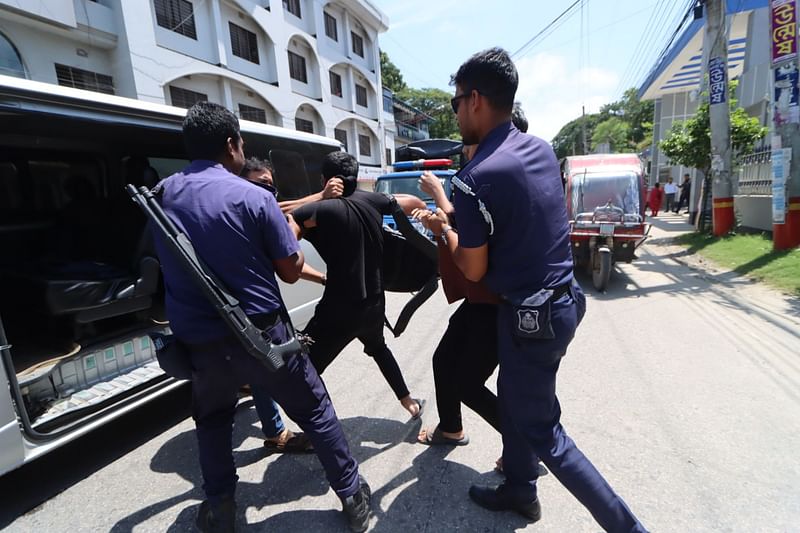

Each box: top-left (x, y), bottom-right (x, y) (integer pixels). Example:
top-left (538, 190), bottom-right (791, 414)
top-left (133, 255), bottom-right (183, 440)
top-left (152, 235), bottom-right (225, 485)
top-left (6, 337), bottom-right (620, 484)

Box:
top-left (397, 86), bottom-right (460, 139)
top-left (592, 117), bottom-right (630, 152)
top-left (659, 82), bottom-right (767, 176)
top-left (552, 88), bottom-right (655, 159)
top-left (379, 50), bottom-right (406, 94)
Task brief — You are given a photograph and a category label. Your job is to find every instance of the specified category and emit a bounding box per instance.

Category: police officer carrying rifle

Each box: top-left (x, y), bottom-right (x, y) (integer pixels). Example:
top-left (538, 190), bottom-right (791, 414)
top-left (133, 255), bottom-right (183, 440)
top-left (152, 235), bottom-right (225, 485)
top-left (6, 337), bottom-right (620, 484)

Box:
top-left (416, 48), bottom-right (647, 532)
top-left (149, 102), bottom-right (370, 533)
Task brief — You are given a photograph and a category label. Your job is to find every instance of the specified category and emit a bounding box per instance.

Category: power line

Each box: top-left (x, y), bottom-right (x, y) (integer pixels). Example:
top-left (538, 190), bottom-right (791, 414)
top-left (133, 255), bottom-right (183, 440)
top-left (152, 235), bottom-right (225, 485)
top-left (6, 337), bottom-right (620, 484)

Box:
top-left (510, 0), bottom-right (583, 59)
top-left (633, 0), bottom-right (699, 94)
top-left (614, 0), bottom-right (674, 96)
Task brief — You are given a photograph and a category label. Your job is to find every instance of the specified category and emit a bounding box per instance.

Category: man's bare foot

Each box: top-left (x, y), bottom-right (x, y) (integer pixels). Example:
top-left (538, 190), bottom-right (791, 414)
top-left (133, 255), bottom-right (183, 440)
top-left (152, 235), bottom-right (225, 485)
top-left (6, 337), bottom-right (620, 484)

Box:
top-left (417, 426), bottom-right (466, 444)
top-left (400, 396), bottom-right (425, 419)
top-left (263, 428), bottom-right (314, 453)
top-left (264, 428), bottom-right (293, 446)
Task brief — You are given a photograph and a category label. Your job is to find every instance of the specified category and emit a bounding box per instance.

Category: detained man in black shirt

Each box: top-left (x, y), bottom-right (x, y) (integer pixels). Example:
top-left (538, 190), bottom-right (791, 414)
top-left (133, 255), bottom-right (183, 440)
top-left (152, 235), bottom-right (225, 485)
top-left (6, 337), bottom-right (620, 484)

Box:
top-left (287, 152), bottom-right (426, 419)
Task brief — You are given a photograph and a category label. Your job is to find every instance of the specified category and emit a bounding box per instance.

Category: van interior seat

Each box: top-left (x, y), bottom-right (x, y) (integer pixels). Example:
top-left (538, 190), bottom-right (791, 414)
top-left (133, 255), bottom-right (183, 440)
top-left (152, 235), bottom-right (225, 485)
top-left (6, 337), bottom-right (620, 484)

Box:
top-left (2, 164), bottom-right (161, 327)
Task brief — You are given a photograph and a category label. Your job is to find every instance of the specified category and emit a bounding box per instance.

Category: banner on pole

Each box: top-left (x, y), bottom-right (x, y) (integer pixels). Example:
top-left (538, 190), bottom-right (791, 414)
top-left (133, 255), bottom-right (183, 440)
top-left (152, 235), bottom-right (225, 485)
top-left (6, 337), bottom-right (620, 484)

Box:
top-left (774, 63), bottom-right (800, 125)
top-left (771, 0), bottom-right (798, 64)
top-left (709, 57), bottom-right (727, 105)
top-left (772, 147), bottom-right (791, 224)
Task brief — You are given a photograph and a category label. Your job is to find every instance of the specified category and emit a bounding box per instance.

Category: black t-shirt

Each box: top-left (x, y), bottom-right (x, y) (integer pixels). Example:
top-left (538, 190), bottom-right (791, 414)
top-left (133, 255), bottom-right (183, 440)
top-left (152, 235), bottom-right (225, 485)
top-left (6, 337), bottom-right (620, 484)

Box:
top-left (293, 190), bottom-right (393, 302)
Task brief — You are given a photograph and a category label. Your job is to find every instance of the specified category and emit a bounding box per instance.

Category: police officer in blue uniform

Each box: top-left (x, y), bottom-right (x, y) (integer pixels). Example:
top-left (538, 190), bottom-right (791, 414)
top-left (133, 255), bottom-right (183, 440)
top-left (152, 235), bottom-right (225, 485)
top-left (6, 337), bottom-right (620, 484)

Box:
top-left (425, 49), bottom-right (647, 532)
top-left (152, 103), bottom-right (370, 533)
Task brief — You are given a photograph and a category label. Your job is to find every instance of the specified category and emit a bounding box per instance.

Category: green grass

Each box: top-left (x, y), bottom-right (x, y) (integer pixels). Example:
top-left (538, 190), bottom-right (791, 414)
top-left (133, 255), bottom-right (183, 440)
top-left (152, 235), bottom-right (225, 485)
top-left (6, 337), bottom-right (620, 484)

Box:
top-left (675, 232), bottom-right (800, 296)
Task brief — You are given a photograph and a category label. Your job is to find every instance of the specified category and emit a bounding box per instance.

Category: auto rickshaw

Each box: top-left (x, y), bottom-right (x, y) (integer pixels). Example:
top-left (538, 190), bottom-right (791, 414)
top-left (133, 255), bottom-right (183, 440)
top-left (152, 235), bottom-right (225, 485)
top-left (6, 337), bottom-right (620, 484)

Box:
top-left (563, 154), bottom-right (649, 291)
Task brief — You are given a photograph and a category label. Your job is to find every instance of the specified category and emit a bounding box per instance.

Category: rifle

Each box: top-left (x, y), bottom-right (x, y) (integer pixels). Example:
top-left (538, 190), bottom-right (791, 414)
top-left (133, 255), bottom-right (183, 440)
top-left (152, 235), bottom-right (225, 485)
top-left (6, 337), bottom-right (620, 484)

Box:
top-left (126, 184), bottom-right (302, 373)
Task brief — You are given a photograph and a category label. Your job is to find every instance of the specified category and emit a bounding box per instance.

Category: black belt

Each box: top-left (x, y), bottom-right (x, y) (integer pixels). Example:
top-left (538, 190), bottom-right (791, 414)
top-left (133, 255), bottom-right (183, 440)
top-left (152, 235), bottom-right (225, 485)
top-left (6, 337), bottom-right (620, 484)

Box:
top-left (551, 281), bottom-right (573, 300)
top-left (183, 309), bottom-right (282, 352)
top-left (500, 281), bottom-right (572, 304)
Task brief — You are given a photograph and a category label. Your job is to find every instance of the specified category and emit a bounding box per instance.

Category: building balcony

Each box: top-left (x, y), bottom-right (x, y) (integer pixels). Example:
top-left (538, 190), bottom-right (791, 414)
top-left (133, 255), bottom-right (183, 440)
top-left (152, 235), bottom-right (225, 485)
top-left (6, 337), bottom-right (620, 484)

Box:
top-left (396, 121), bottom-right (428, 142)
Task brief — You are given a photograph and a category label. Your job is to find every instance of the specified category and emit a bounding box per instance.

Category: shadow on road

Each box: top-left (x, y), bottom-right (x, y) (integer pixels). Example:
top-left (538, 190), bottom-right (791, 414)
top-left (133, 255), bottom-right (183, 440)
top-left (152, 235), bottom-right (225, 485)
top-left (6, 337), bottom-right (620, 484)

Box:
top-left (0, 385), bottom-right (192, 530)
top-left (105, 408), bottom-right (525, 532)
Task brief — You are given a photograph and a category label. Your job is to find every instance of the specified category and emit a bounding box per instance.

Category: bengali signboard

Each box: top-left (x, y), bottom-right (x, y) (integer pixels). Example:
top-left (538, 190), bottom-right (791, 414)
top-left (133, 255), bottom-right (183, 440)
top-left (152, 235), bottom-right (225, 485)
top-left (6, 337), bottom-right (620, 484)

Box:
top-left (709, 57), bottom-right (727, 105)
top-left (772, 147), bottom-right (791, 224)
top-left (772, 0), bottom-right (798, 64)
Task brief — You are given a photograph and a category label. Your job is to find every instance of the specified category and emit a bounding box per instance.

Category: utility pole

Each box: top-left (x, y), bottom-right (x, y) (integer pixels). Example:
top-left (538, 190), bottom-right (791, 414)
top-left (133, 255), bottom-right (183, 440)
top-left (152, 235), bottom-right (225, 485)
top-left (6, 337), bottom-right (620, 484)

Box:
top-left (770, 0), bottom-right (800, 250)
top-left (581, 105), bottom-right (588, 154)
top-left (705, 0), bottom-right (734, 236)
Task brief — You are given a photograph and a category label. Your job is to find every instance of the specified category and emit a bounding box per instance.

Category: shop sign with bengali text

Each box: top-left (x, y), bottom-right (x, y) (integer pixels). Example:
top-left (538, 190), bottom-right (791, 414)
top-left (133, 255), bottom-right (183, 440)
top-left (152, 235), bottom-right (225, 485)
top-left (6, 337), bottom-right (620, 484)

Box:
top-left (772, 0), bottom-right (798, 64)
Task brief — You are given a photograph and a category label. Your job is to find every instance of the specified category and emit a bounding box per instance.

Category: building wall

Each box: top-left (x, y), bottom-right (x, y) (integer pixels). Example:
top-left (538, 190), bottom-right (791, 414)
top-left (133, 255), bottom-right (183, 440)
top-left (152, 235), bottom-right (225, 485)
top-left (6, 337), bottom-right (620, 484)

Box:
top-left (646, 5), bottom-right (772, 219)
top-left (0, 0), bottom-right (389, 169)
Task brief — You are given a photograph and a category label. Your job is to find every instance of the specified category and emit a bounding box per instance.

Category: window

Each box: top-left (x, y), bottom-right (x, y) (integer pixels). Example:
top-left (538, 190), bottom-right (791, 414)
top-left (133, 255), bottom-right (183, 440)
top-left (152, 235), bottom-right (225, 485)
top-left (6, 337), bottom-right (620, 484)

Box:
top-left (383, 94), bottom-right (393, 113)
top-left (169, 85), bottom-right (207, 108)
top-left (154, 0), bottom-right (197, 40)
top-left (329, 71), bottom-right (342, 97)
top-left (0, 32), bottom-right (26, 78)
top-left (239, 104), bottom-right (267, 123)
top-left (385, 148), bottom-right (392, 165)
top-left (324, 12), bottom-right (338, 41)
top-left (288, 51), bottom-right (307, 83)
top-left (229, 22), bottom-right (259, 64)
top-left (351, 32), bottom-right (364, 57)
top-left (334, 128), bottom-right (348, 151)
top-left (283, 0), bottom-right (301, 18)
top-left (55, 64), bottom-right (114, 94)
top-left (295, 117), bottom-right (314, 133)
top-left (358, 134), bottom-right (371, 157)
top-left (355, 84), bottom-right (367, 107)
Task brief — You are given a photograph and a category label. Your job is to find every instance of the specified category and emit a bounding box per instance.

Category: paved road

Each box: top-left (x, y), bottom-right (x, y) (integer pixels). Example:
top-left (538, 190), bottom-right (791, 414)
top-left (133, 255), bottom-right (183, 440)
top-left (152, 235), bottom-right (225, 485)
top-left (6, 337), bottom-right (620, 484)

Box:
top-left (2, 213), bottom-right (799, 532)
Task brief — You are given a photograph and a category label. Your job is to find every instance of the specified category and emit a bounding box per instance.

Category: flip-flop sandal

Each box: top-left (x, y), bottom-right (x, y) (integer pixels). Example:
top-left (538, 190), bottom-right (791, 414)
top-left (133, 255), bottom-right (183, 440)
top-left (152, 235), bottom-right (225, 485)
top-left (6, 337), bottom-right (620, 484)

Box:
top-left (410, 398), bottom-right (426, 421)
top-left (263, 432), bottom-right (314, 454)
top-left (418, 427), bottom-right (470, 446)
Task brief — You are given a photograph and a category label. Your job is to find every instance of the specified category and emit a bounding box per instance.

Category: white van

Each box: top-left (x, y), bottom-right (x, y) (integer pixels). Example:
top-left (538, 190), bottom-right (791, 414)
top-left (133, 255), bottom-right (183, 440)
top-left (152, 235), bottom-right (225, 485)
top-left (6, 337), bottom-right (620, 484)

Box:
top-left (0, 75), bottom-right (334, 475)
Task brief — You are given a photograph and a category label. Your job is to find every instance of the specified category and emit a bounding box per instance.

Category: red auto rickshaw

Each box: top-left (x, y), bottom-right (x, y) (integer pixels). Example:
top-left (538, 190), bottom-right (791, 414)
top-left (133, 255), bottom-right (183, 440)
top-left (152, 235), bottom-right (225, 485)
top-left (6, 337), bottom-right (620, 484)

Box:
top-left (562, 154), bottom-right (650, 291)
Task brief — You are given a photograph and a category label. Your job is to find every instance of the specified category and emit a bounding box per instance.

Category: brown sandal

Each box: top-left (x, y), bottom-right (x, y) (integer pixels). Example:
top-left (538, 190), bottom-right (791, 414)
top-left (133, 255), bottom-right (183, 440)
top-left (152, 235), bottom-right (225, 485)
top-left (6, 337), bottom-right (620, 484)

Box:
top-left (263, 432), bottom-right (314, 454)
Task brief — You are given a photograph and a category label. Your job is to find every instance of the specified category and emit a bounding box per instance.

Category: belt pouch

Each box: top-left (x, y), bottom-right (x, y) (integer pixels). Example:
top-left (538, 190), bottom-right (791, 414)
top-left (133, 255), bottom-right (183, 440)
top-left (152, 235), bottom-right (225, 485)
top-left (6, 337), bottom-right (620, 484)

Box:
top-left (501, 288), bottom-right (556, 341)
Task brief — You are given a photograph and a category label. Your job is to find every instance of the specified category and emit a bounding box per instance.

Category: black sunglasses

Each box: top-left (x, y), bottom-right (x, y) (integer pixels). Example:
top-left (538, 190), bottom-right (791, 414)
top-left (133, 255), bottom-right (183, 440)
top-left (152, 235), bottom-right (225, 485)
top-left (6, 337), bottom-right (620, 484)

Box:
top-left (450, 93), bottom-right (469, 114)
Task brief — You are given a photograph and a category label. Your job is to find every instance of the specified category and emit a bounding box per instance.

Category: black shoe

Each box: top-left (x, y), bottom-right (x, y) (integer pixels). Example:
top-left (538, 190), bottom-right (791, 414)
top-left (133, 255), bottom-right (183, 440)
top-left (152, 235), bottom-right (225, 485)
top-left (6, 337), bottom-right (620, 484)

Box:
top-left (341, 476), bottom-right (371, 532)
top-left (196, 495), bottom-right (236, 533)
top-left (469, 484), bottom-right (541, 522)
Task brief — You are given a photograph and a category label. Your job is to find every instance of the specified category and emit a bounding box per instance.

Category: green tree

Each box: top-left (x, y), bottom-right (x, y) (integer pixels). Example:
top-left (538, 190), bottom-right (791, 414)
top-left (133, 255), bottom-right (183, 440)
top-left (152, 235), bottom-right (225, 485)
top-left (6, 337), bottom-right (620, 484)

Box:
top-left (379, 50), bottom-right (406, 93)
top-left (659, 82), bottom-right (767, 177)
top-left (551, 113), bottom-right (604, 159)
top-left (397, 86), bottom-right (460, 139)
top-left (592, 117), bottom-right (631, 152)
top-left (600, 88), bottom-right (655, 146)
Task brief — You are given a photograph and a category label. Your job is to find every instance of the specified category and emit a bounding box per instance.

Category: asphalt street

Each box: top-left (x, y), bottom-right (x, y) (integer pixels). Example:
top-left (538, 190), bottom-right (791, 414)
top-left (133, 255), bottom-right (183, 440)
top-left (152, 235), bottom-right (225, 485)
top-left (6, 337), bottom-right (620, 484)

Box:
top-left (1, 213), bottom-right (799, 532)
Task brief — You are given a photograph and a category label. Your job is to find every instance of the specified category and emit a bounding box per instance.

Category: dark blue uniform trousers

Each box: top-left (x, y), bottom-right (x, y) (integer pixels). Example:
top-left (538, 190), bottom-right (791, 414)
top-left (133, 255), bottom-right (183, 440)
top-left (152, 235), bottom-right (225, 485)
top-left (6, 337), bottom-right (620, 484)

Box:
top-left (497, 285), bottom-right (646, 532)
top-left (187, 319), bottom-right (360, 506)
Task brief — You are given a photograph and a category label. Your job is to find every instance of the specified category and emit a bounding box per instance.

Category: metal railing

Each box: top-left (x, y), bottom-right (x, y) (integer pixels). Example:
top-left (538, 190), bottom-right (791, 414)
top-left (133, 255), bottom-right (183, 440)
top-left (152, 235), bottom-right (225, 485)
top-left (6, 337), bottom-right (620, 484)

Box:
top-left (736, 149), bottom-right (772, 196)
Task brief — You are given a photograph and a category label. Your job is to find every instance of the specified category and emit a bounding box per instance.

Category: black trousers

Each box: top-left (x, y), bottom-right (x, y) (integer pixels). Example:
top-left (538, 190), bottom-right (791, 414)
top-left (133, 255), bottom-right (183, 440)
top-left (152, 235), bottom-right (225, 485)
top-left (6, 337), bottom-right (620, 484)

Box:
top-left (305, 295), bottom-right (410, 400)
top-left (187, 318), bottom-right (359, 505)
top-left (433, 301), bottom-right (500, 434)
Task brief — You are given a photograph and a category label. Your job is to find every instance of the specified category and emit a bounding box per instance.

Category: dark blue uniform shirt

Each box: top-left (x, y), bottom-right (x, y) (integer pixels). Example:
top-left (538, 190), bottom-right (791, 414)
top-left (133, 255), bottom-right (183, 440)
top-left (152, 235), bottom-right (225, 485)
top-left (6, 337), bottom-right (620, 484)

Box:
top-left (453, 122), bottom-right (573, 295)
top-left (154, 160), bottom-right (300, 343)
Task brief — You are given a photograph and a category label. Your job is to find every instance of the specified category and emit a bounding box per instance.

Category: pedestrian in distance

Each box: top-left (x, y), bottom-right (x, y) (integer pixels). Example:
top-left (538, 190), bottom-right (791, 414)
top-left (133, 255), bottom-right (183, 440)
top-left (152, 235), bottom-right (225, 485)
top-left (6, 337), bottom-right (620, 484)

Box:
top-left (286, 151), bottom-right (427, 421)
top-left (151, 103), bottom-right (371, 533)
top-left (648, 182), bottom-right (664, 217)
top-left (663, 177), bottom-right (678, 213)
top-left (424, 47), bottom-right (646, 532)
top-left (674, 173), bottom-right (692, 214)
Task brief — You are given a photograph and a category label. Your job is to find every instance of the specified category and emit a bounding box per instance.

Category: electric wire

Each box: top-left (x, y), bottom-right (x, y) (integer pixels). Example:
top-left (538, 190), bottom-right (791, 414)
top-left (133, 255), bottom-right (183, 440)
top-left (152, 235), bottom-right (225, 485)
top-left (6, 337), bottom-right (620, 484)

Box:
top-left (510, 0), bottom-right (583, 59)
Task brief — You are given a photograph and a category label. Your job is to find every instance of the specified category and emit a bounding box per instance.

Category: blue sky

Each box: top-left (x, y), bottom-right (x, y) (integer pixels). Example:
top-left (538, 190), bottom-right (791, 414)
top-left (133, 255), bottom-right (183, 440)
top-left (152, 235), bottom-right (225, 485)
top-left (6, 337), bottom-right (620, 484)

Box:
top-left (371, 0), bottom-right (690, 141)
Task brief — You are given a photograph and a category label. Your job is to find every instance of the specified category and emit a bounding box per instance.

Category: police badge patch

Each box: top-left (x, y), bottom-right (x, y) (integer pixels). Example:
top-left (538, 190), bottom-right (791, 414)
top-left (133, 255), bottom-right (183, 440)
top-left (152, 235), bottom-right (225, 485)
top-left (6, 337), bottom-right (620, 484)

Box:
top-left (517, 309), bottom-right (540, 333)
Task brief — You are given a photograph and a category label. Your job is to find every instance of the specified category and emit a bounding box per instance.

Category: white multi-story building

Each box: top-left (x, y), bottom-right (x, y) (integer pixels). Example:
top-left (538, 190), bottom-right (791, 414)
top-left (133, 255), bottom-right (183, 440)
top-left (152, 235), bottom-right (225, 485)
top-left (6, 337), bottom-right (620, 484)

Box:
top-left (0, 0), bottom-right (391, 176)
